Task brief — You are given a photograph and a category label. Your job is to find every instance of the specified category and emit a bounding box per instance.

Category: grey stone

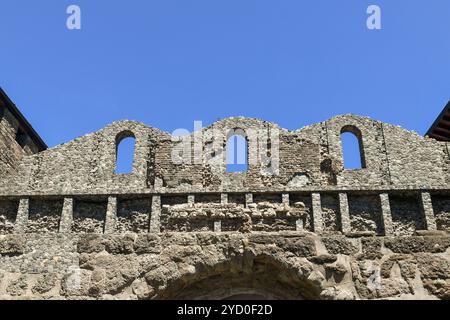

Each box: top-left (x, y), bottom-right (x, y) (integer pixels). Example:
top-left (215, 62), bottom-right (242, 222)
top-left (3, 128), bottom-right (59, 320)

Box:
top-left (0, 235), bottom-right (25, 255)
top-left (6, 275), bottom-right (28, 296)
top-left (32, 274), bottom-right (57, 294)
top-left (105, 234), bottom-right (135, 255)
top-left (0, 99), bottom-right (449, 300)
top-left (307, 254), bottom-right (338, 264)
top-left (77, 234), bottom-right (106, 253)
top-left (384, 236), bottom-right (450, 254)
top-left (134, 234), bottom-right (161, 254)
top-left (322, 236), bottom-right (359, 255)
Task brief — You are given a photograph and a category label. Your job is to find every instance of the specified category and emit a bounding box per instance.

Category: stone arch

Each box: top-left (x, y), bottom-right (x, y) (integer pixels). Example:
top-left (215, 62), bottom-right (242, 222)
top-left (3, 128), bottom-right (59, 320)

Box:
top-left (149, 252), bottom-right (326, 300)
top-left (226, 128), bottom-right (248, 172)
top-left (340, 125), bottom-right (366, 169)
top-left (115, 130), bottom-right (136, 174)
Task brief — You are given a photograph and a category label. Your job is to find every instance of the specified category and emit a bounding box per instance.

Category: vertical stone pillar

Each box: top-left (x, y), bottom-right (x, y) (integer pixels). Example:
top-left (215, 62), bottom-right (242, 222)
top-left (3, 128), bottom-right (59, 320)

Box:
top-left (150, 195), bottom-right (161, 233)
top-left (59, 197), bottom-right (73, 233)
top-left (245, 193), bottom-right (253, 207)
top-left (284, 193), bottom-right (301, 231)
top-left (221, 193), bottom-right (228, 204)
top-left (339, 193), bottom-right (351, 234)
top-left (14, 198), bottom-right (29, 233)
top-left (244, 193), bottom-right (254, 232)
top-left (282, 193), bottom-right (289, 205)
top-left (296, 219), bottom-right (304, 231)
top-left (188, 195), bottom-right (195, 205)
top-left (104, 196), bottom-right (117, 234)
top-left (311, 193), bottom-right (323, 233)
top-left (214, 193), bottom-right (228, 232)
top-left (379, 193), bottom-right (393, 236)
top-left (420, 192), bottom-right (437, 231)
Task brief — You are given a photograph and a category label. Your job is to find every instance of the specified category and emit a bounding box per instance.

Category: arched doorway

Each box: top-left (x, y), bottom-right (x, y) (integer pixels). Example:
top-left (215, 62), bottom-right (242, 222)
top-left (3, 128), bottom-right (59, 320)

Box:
top-left (152, 254), bottom-right (322, 300)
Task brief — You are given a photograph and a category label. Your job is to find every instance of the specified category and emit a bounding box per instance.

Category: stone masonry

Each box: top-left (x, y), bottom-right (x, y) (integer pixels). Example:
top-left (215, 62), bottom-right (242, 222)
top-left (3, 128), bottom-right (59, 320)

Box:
top-left (0, 95), bottom-right (450, 299)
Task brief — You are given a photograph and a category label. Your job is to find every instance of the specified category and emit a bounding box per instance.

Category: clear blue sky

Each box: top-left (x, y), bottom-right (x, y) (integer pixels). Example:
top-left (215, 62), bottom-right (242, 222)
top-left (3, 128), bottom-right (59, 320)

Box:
top-left (1, 1), bottom-right (450, 169)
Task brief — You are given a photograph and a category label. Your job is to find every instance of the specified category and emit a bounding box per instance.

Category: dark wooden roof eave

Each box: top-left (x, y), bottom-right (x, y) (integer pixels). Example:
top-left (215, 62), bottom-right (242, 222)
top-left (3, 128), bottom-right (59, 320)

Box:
top-left (0, 87), bottom-right (47, 151)
top-left (426, 100), bottom-right (450, 141)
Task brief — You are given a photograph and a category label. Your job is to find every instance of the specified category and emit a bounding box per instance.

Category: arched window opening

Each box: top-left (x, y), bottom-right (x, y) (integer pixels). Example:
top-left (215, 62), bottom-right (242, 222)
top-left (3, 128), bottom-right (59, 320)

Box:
top-left (115, 132), bottom-right (136, 174)
top-left (341, 126), bottom-right (366, 170)
top-left (226, 129), bottom-right (248, 172)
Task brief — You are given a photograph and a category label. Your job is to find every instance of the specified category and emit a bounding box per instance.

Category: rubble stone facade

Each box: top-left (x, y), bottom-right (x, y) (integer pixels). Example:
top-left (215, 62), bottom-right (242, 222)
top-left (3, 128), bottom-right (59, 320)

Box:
top-left (0, 104), bottom-right (450, 299)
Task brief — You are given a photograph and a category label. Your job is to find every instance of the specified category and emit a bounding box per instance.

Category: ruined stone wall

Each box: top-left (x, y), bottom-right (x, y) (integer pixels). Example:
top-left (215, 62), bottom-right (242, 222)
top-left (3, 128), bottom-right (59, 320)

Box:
top-left (297, 115), bottom-right (450, 189)
top-left (1, 121), bottom-right (165, 195)
top-left (1, 232), bottom-right (449, 300)
top-left (1, 115), bottom-right (448, 197)
top-left (0, 114), bottom-right (449, 300)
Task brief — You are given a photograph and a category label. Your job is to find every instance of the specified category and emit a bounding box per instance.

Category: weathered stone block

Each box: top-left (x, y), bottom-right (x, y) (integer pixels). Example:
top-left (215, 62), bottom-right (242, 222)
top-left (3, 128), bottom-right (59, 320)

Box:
top-left (384, 236), bottom-right (450, 254)
top-left (77, 234), bottom-right (105, 253)
top-left (32, 274), bottom-right (57, 294)
top-left (359, 237), bottom-right (382, 260)
top-left (416, 253), bottom-right (450, 299)
top-left (105, 234), bottom-right (136, 255)
top-left (322, 236), bottom-right (358, 255)
top-left (0, 235), bottom-right (25, 255)
top-left (6, 275), bottom-right (28, 296)
top-left (134, 234), bottom-right (161, 254)
top-left (280, 237), bottom-right (317, 257)
top-left (307, 254), bottom-right (337, 264)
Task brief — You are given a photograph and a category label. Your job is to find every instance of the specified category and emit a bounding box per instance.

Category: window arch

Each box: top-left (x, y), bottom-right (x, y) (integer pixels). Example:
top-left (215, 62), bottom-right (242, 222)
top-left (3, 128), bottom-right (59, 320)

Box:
top-left (340, 126), bottom-right (366, 169)
top-left (115, 131), bottom-right (136, 174)
top-left (226, 129), bottom-right (248, 172)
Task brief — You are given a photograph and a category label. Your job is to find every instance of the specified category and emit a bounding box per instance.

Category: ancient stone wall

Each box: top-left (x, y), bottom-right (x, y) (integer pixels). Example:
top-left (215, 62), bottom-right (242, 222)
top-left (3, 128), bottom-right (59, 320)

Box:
top-left (0, 232), bottom-right (449, 300)
top-left (0, 114), bottom-right (449, 299)
top-left (1, 115), bottom-right (449, 196)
